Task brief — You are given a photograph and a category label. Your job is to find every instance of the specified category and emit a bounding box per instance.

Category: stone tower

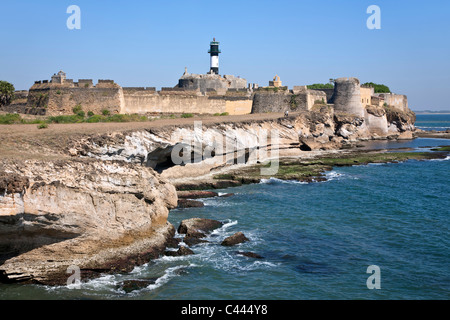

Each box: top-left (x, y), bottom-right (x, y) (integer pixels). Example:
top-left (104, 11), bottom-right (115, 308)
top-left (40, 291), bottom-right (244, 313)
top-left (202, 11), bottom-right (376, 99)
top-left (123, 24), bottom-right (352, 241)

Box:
top-left (332, 77), bottom-right (364, 117)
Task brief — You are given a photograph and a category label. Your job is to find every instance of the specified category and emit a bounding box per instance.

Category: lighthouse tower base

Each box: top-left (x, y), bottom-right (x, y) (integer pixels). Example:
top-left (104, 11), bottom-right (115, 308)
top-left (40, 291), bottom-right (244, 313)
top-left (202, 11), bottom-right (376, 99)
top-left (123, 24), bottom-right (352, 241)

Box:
top-left (178, 72), bottom-right (247, 93)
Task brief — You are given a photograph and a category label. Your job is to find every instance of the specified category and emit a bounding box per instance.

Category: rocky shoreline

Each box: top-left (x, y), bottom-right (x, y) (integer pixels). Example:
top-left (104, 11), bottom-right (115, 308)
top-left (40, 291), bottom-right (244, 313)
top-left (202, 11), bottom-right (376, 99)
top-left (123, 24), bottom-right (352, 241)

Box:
top-left (1, 111), bottom-right (447, 286)
top-left (171, 148), bottom-right (449, 192)
top-left (416, 129), bottom-right (450, 139)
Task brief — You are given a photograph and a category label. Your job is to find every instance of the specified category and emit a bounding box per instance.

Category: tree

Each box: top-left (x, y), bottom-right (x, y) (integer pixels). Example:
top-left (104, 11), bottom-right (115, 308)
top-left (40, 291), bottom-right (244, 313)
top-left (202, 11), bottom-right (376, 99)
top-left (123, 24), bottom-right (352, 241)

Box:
top-left (0, 81), bottom-right (15, 106)
top-left (362, 82), bottom-right (391, 93)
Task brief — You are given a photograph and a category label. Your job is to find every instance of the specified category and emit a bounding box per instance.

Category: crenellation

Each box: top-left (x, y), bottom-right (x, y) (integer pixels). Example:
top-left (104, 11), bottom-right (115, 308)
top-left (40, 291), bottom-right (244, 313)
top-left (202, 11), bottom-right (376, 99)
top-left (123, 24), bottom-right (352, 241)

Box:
top-left (78, 79), bottom-right (94, 88)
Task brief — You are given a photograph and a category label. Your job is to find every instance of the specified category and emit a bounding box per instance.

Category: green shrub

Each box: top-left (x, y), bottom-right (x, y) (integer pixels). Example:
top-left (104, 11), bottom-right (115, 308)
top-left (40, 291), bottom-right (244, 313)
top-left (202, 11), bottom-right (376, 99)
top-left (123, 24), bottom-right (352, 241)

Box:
top-left (103, 114), bottom-right (148, 123)
top-left (72, 104), bottom-right (83, 114)
top-left (56, 90), bottom-right (62, 95)
top-left (0, 113), bottom-right (22, 124)
top-left (181, 113), bottom-right (194, 118)
top-left (85, 115), bottom-right (103, 123)
top-left (290, 95), bottom-right (299, 110)
top-left (314, 99), bottom-right (326, 105)
top-left (104, 114), bottom-right (125, 122)
top-left (37, 123), bottom-right (48, 129)
top-left (220, 112), bottom-right (229, 116)
top-left (213, 113), bottom-right (221, 116)
top-left (76, 110), bottom-right (85, 118)
top-left (48, 115), bottom-right (83, 124)
top-left (362, 82), bottom-right (391, 93)
top-left (87, 111), bottom-right (95, 117)
top-left (101, 109), bottom-right (111, 116)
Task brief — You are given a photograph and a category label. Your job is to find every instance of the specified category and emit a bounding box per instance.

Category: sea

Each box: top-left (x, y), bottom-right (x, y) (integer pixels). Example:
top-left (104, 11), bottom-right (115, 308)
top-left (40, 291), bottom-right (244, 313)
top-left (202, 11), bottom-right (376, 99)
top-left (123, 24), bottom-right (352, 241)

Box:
top-left (415, 113), bottom-right (450, 131)
top-left (0, 114), bottom-right (449, 300)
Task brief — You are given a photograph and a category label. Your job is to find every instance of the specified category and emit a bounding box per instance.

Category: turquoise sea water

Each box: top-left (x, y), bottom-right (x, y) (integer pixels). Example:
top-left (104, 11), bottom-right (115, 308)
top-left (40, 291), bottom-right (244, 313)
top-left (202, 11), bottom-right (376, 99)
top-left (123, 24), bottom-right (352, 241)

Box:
top-left (0, 138), bottom-right (449, 300)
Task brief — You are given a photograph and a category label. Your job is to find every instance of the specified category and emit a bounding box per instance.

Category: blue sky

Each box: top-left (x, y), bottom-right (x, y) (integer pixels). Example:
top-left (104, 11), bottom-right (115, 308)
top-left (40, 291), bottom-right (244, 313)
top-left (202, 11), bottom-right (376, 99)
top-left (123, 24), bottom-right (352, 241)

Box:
top-left (1, 0), bottom-right (449, 110)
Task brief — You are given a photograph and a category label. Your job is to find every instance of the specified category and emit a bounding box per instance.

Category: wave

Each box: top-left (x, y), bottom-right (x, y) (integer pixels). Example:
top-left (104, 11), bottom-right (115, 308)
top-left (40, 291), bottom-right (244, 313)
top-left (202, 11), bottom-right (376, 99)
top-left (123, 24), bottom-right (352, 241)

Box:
top-left (138, 265), bottom-right (188, 292)
top-left (209, 219), bottom-right (238, 237)
top-left (260, 177), bottom-right (308, 185)
top-left (429, 155), bottom-right (450, 162)
top-left (201, 199), bottom-right (232, 207)
top-left (324, 170), bottom-right (343, 180)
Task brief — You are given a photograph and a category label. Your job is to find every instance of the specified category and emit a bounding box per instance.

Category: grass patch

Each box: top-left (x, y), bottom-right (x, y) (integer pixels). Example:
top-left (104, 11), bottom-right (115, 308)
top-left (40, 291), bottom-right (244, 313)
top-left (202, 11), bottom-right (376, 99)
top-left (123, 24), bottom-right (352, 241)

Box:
top-left (181, 113), bottom-right (194, 118)
top-left (37, 123), bottom-right (49, 129)
top-left (431, 146), bottom-right (450, 152)
top-left (85, 115), bottom-right (103, 123)
top-left (212, 151), bottom-right (447, 185)
top-left (0, 113), bottom-right (23, 124)
top-left (0, 113), bottom-right (152, 125)
top-left (48, 115), bottom-right (84, 124)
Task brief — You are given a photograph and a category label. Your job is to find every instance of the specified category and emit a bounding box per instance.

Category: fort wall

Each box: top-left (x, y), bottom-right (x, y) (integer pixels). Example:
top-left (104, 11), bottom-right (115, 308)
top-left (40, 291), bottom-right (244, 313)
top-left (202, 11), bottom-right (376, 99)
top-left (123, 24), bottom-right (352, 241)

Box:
top-left (27, 85), bottom-right (123, 116)
top-left (251, 87), bottom-right (327, 114)
top-left (11, 73), bottom-right (410, 122)
top-left (375, 93), bottom-right (408, 112)
top-left (121, 88), bottom-right (253, 115)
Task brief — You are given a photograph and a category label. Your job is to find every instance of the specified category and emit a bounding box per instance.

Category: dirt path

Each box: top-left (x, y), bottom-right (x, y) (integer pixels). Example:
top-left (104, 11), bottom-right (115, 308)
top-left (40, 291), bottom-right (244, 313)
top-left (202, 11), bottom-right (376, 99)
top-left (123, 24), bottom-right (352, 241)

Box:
top-left (0, 113), bottom-right (292, 160)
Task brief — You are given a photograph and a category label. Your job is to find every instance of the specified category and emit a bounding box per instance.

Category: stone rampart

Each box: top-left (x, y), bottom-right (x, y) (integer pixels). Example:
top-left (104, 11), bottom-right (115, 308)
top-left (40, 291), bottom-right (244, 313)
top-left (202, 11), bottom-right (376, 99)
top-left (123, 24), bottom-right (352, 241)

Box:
top-left (121, 89), bottom-right (253, 115)
top-left (375, 93), bottom-right (408, 112)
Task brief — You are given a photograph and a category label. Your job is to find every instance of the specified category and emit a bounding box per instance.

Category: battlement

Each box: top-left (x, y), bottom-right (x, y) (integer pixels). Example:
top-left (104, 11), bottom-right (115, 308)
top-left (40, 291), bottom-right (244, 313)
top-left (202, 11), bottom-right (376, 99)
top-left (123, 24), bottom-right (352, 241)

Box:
top-left (31, 74), bottom-right (119, 89)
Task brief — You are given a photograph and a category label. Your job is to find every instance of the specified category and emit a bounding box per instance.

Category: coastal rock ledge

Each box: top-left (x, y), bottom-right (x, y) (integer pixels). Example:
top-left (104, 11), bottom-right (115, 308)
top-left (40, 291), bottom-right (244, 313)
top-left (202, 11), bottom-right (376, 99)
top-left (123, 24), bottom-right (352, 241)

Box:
top-left (0, 159), bottom-right (178, 285)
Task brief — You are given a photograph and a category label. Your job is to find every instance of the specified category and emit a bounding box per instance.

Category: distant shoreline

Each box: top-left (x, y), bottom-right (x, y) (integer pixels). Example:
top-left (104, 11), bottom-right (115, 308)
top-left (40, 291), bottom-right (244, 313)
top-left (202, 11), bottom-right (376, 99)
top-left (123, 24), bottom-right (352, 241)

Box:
top-left (414, 112), bottom-right (450, 115)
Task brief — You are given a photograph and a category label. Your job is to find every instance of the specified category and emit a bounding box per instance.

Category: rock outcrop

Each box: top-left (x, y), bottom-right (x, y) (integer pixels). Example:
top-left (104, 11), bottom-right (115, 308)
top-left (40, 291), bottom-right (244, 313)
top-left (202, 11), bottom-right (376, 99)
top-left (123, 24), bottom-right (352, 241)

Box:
top-left (177, 199), bottom-right (205, 208)
top-left (221, 232), bottom-right (250, 246)
top-left (0, 158), bottom-right (177, 285)
top-left (177, 218), bottom-right (223, 236)
top-left (66, 106), bottom-right (415, 185)
top-left (177, 218), bottom-right (223, 246)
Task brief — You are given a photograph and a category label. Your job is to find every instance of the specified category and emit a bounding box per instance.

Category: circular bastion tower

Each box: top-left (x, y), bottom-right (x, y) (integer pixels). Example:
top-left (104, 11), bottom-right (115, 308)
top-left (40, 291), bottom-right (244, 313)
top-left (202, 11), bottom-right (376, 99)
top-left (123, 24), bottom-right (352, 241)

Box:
top-left (332, 77), bottom-right (364, 117)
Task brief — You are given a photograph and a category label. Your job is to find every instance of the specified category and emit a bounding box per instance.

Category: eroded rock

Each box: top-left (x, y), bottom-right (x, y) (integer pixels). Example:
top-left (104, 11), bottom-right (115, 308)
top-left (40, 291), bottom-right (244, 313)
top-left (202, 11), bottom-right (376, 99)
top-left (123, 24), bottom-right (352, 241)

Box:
top-left (236, 251), bottom-right (264, 259)
top-left (177, 191), bottom-right (218, 199)
top-left (177, 199), bottom-right (205, 208)
top-left (0, 159), bottom-right (178, 285)
top-left (178, 218), bottom-right (223, 235)
top-left (221, 232), bottom-right (249, 246)
top-left (165, 246), bottom-right (195, 257)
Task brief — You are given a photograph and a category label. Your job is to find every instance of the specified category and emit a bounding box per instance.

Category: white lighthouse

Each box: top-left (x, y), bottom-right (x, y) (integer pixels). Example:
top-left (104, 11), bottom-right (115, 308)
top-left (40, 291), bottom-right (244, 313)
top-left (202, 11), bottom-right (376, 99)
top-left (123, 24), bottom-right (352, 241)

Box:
top-left (208, 38), bottom-right (221, 75)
